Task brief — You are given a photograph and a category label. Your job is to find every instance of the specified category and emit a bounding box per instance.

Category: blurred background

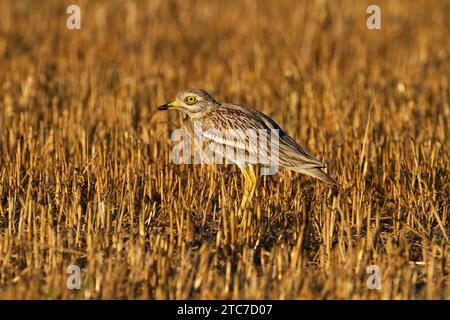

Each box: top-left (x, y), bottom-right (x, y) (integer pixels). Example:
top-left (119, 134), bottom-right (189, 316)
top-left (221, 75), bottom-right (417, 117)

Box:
top-left (0, 0), bottom-right (449, 299)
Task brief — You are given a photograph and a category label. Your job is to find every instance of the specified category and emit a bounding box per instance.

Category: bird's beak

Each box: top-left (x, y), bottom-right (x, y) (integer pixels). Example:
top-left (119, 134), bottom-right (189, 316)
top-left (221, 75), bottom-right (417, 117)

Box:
top-left (158, 101), bottom-right (180, 110)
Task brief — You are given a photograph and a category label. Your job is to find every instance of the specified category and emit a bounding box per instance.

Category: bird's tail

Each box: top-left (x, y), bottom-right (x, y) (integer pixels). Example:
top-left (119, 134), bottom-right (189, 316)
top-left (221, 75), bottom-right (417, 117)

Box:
top-left (291, 167), bottom-right (338, 186)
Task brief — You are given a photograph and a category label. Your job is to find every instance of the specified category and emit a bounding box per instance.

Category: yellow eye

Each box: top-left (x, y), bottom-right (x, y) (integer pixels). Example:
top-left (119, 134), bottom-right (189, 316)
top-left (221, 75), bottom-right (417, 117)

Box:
top-left (185, 96), bottom-right (197, 105)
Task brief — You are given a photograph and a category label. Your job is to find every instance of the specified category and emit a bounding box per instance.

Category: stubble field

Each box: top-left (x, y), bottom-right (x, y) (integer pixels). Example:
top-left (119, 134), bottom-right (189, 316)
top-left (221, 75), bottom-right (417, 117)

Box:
top-left (0, 0), bottom-right (449, 299)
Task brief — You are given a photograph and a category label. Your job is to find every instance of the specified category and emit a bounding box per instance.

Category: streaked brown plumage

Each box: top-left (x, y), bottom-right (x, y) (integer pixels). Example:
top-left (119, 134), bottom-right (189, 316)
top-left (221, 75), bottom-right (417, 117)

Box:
top-left (158, 89), bottom-right (337, 216)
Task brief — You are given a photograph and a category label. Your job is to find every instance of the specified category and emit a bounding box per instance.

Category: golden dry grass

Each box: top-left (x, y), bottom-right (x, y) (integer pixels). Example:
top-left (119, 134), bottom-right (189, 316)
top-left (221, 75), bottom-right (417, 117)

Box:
top-left (0, 0), bottom-right (449, 299)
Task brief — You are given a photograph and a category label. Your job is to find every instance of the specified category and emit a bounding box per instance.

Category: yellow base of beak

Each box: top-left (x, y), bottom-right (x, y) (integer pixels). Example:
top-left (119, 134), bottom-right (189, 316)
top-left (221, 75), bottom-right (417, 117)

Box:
top-left (158, 101), bottom-right (180, 110)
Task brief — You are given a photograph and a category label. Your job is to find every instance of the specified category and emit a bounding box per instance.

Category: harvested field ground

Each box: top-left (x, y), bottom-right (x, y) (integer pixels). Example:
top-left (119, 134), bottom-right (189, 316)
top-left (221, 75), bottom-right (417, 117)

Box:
top-left (0, 0), bottom-right (449, 299)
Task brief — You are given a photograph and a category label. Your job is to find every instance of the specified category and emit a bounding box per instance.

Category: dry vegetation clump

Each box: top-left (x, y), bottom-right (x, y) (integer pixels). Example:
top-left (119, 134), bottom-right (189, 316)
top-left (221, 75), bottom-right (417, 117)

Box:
top-left (0, 0), bottom-right (449, 299)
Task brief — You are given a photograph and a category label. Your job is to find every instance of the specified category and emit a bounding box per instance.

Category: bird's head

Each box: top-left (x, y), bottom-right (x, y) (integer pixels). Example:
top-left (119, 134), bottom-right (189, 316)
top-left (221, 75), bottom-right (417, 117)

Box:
top-left (158, 89), bottom-right (219, 117)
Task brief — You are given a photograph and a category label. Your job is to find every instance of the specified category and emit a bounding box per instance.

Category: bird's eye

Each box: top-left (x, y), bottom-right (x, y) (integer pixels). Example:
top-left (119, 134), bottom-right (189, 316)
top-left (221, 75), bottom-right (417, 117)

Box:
top-left (185, 96), bottom-right (197, 105)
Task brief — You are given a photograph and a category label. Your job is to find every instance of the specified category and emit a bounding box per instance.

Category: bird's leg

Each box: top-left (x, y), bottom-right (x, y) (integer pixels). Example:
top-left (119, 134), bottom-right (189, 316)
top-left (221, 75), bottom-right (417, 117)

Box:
top-left (238, 166), bottom-right (258, 223)
top-left (247, 166), bottom-right (257, 205)
top-left (237, 167), bottom-right (251, 219)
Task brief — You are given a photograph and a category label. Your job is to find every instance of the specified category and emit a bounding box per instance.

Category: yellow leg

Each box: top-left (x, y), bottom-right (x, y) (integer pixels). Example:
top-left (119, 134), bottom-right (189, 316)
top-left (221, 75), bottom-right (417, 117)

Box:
top-left (247, 166), bottom-right (257, 204)
top-left (237, 168), bottom-right (249, 218)
top-left (237, 166), bottom-right (257, 219)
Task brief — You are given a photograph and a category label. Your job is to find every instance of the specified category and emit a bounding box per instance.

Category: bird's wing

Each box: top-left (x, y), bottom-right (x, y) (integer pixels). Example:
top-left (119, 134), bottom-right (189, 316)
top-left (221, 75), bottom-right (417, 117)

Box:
top-left (198, 104), bottom-right (326, 170)
top-left (229, 105), bottom-right (325, 169)
top-left (254, 110), bottom-right (326, 169)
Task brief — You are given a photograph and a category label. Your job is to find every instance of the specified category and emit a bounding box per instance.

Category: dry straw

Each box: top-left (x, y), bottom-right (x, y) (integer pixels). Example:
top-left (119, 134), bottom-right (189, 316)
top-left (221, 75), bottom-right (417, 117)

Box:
top-left (0, 0), bottom-right (449, 299)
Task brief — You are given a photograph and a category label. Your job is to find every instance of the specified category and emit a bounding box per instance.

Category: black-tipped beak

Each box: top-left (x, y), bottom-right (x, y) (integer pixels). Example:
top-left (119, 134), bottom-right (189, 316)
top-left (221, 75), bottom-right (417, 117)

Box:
top-left (158, 101), bottom-right (180, 111)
